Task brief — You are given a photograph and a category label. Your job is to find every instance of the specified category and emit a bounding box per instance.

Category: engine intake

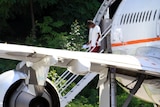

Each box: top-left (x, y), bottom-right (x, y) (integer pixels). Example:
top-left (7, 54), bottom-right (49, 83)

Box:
top-left (3, 79), bottom-right (60, 107)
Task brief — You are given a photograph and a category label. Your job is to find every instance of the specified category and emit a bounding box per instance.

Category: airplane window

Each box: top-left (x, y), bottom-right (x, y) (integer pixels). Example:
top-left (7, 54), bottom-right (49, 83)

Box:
top-left (139, 12), bottom-right (143, 22)
top-left (120, 15), bottom-right (124, 25)
top-left (142, 12), bottom-right (146, 22)
top-left (126, 14), bottom-right (130, 24)
top-left (133, 13), bottom-right (137, 23)
top-left (123, 14), bottom-right (127, 24)
top-left (145, 11), bottom-right (149, 21)
top-left (130, 13), bottom-right (133, 24)
top-left (148, 11), bottom-right (152, 21)
top-left (153, 10), bottom-right (157, 20)
top-left (136, 12), bottom-right (139, 23)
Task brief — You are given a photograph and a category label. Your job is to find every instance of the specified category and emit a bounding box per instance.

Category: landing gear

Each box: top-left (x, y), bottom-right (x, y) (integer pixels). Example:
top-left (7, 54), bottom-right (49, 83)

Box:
top-left (110, 68), bottom-right (117, 107)
top-left (122, 74), bottom-right (145, 107)
top-left (99, 67), bottom-right (117, 107)
top-left (99, 68), bottom-right (146, 107)
top-left (154, 104), bottom-right (160, 107)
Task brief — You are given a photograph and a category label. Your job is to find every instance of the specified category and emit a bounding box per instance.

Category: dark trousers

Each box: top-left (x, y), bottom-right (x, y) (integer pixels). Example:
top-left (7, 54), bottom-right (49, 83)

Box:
top-left (90, 46), bottom-right (100, 52)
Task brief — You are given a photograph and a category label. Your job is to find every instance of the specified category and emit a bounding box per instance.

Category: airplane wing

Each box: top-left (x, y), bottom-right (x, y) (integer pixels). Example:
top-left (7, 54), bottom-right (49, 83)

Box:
top-left (0, 43), bottom-right (160, 76)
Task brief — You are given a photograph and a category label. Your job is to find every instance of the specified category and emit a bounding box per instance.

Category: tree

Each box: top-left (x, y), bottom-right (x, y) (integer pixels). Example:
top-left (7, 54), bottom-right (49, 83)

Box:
top-left (0, 0), bottom-right (58, 42)
top-left (65, 20), bottom-right (87, 51)
top-left (27, 16), bottom-right (67, 48)
top-left (29, 0), bottom-right (36, 38)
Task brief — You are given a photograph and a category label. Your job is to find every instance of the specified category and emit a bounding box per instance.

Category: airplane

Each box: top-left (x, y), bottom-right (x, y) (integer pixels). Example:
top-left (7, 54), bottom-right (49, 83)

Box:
top-left (0, 0), bottom-right (160, 107)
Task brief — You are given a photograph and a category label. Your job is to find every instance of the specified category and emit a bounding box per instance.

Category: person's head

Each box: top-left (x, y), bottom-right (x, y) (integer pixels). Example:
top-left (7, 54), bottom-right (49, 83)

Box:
top-left (87, 20), bottom-right (95, 28)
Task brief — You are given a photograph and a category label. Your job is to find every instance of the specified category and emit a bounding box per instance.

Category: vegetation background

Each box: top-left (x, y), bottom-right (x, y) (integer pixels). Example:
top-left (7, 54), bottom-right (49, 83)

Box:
top-left (0, 0), bottom-right (153, 106)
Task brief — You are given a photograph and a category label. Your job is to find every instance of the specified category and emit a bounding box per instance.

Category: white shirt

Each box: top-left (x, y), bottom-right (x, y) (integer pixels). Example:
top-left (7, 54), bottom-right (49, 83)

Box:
top-left (89, 25), bottom-right (101, 47)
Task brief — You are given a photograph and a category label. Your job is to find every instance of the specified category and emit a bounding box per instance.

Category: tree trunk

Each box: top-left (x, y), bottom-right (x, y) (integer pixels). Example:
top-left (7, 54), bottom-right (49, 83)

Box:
top-left (30, 0), bottom-right (36, 38)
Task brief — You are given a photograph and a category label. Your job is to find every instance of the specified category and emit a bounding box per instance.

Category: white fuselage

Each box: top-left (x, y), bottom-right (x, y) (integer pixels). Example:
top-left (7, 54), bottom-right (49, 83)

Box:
top-left (110, 0), bottom-right (160, 105)
top-left (111, 0), bottom-right (160, 55)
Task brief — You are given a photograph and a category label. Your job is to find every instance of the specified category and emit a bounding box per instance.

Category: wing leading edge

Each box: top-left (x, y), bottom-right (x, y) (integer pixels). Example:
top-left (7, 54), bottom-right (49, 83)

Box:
top-left (0, 43), bottom-right (160, 76)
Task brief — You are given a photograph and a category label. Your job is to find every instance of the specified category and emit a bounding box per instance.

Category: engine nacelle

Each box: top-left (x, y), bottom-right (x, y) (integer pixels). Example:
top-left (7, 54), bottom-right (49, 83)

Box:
top-left (0, 70), bottom-right (60, 107)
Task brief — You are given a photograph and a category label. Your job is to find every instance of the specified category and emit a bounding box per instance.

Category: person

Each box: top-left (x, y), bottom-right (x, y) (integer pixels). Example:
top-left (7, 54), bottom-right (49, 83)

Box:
top-left (84, 20), bottom-right (101, 52)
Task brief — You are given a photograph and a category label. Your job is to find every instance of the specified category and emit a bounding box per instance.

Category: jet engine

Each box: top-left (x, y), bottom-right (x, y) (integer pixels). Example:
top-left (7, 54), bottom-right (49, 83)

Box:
top-left (0, 70), bottom-right (60, 107)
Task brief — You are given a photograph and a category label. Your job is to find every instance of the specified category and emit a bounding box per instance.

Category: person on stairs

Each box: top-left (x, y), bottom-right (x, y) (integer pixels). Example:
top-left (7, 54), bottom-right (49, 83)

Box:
top-left (83, 20), bottom-right (102, 52)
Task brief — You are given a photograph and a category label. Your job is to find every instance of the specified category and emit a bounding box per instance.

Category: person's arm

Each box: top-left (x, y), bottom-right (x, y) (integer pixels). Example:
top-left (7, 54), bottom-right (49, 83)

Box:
top-left (96, 33), bottom-right (101, 46)
top-left (87, 28), bottom-right (92, 45)
top-left (87, 40), bottom-right (91, 45)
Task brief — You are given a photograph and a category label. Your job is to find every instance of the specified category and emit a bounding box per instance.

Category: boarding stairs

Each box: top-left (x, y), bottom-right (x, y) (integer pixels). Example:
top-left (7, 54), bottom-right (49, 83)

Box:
top-left (93, 0), bottom-right (115, 25)
top-left (54, 0), bottom-right (115, 106)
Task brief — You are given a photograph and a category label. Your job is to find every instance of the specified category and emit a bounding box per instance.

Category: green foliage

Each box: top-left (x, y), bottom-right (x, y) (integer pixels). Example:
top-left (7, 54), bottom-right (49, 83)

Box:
top-left (25, 36), bottom-right (37, 46)
top-left (66, 20), bottom-right (87, 51)
top-left (25, 16), bottom-right (68, 49)
top-left (48, 67), bottom-right (59, 83)
top-left (0, 0), bottom-right (15, 19)
top-left (67, 84), bottom-right (153, 107)
top-left (117, 87), bottom-right (153, 107)
top-left (36, 16), bottom-right (67, 49)
top-left (25, 17), bottom-right (88, 50)
top-left (66, 77), bottom-right (99, 107)
top-left (54, 0), bottom-right (100, 25)
top-left (37, 16), bottom-right (64, 33)
top-left (33, 0), bottom-right (58, 8)
top-left (48, 67), bottom-right (77, 96)
top-left (67, 95), bottom-right (98, 107)
top-left (0, 59), bottom-right (18, 74)
top-left (0, 0), bottom-right (58, 18)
